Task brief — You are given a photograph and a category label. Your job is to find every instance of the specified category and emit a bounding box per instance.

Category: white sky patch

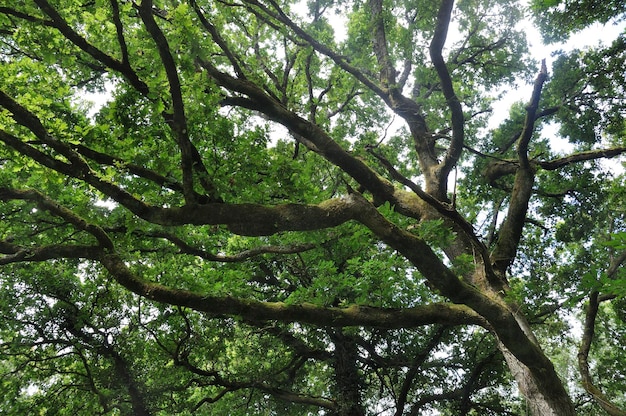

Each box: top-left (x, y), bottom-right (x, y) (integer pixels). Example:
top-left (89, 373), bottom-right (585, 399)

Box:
top-left (490, 19), bottom-right (626, 128)
top-left (74, 80), bottom-right (115, 121)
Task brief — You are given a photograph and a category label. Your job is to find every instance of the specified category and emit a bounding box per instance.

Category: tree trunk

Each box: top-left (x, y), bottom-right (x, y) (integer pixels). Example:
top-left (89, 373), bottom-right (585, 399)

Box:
top-left (499, 310), bottom-right (576, 416)
top-left (501, 346), bottom-right (575, 416)
top-left (331, 331), bottom-right (366, 416)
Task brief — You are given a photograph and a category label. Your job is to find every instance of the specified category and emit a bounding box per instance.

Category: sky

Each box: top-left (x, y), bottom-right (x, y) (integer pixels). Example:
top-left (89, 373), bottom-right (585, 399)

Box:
top-left (80, 1), bottom-right (625, 158)
top-left (493, 17), bottom-right (626, 127)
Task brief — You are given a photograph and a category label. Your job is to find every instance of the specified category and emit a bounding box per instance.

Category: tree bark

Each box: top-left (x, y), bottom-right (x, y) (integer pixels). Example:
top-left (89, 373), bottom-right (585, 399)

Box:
top-left (331, 331), bottom-right (366, 416)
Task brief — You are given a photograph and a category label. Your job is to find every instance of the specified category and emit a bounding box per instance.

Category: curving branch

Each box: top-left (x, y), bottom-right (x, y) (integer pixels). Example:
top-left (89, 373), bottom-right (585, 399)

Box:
top-left (577, 249), bottom-right (626, 416)
top-left (0, 185), bottom-right (487, 330)
top-left (190, 0), bottom-right (246, 78)
top-left (577, 291), bottom-right (626, 416)
top-left (429, 0), bottom-right (464, 190)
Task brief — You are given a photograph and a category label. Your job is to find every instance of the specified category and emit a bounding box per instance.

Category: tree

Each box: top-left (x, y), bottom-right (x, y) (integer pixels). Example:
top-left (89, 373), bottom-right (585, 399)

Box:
top-left (0, 0), bottom-right (625, 414)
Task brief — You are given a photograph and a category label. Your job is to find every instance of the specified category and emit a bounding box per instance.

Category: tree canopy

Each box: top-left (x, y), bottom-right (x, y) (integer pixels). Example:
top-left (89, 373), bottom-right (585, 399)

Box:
top-left (1, 0), bottom-right (625, 415)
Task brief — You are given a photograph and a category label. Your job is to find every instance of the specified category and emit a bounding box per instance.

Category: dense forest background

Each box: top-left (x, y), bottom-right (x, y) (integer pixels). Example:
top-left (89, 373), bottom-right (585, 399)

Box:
top-left (1, 0), bottom-right (626, 415)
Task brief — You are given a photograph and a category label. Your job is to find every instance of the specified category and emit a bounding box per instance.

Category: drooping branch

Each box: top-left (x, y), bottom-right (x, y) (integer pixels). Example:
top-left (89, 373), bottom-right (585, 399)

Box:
top-left (0, 183), bottom-right (361, 236)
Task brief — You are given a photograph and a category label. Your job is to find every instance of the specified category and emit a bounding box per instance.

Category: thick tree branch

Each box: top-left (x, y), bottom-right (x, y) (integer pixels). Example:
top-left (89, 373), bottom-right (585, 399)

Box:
top-left (196, 60), bottom-right (407, 203)
top-left (137, 0), bottom-right (197, 203)
top-left (368, 0), bottom-right (397, 88)
top-left (109, 0), bottom-right (130, 66)
top-left (430, 0), bottom-right (464, 190)
top-left (518, 60), bottom-right (548, 167)
top-left (0, 244), bottom-right (102, 265)
top-left (540, 147), bottom-right (626, 170)
top-left (483, 147), bottom-right (626, 183)
top-left (491, 61), bottom-right (547, 274)
top-left (577, 291), bottom-right (626, 416)
top-left (105, 251), bottom-right (488, 329)
top-left (0, 185), bottom-right (487, 330)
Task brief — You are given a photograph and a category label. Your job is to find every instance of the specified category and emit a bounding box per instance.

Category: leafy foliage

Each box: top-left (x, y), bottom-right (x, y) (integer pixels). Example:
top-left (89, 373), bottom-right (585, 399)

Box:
top-left (0, 1), bottom-right (625, 415)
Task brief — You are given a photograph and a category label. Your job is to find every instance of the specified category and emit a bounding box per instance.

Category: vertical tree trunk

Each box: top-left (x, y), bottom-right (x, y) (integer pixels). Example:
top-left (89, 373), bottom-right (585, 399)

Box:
top-left (501, 347), bottom-right (575, 416)
top-left (499, 310), bottom-right (576, 416)
top-left (331, 331), bottom-right (366, 416)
